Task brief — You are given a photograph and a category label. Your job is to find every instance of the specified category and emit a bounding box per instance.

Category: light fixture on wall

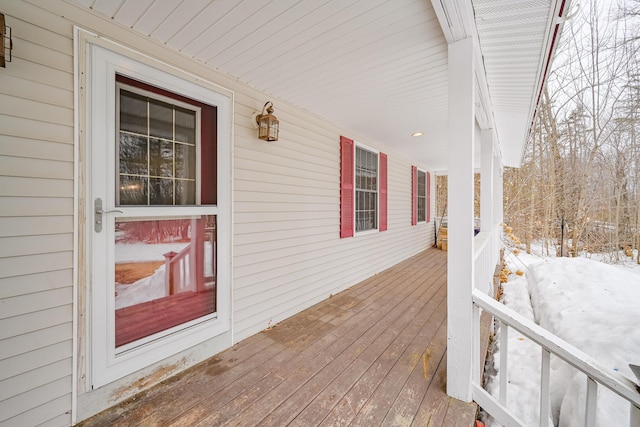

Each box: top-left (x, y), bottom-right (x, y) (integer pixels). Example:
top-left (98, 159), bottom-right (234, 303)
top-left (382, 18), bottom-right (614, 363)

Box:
top-left (0, 13), bottom-right (12, 68)
top-left (255, 101), bottom-right (279, 141)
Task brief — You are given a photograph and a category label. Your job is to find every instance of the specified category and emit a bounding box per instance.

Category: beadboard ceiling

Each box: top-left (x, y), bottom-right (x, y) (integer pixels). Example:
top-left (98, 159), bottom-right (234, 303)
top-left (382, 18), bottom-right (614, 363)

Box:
top-left (69, 0), bottom-right (565, 170)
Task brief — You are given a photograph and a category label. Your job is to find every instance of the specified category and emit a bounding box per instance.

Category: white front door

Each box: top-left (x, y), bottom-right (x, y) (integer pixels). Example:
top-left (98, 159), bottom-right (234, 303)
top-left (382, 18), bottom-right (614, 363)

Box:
top-left (87, 43), bottom-right (230, 387)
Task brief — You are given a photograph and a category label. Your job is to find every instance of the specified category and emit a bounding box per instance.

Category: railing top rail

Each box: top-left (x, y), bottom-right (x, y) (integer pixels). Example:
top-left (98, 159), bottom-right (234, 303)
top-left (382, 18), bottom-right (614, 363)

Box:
top-left (169, 241), bottom-right (192, 266)
top-left (473, 289), bottom-right (640, 407)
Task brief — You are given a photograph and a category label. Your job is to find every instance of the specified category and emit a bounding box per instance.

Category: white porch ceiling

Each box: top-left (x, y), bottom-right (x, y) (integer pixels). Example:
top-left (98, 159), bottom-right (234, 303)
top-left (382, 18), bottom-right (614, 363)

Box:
top-left (70, 0), bottom-right (564, 170)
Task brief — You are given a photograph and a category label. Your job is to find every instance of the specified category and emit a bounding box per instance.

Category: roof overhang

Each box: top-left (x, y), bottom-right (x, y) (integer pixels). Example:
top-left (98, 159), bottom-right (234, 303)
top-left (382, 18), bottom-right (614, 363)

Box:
top-left (472, 0), bottom-right (571, 167)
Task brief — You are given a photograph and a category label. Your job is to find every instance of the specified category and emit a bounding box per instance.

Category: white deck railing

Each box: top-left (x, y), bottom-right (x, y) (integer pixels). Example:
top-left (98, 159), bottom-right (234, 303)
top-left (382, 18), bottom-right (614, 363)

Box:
top-left (471, 230), bottom-right (640, 426)
top-left (473, 227), bottom-right (501, 296)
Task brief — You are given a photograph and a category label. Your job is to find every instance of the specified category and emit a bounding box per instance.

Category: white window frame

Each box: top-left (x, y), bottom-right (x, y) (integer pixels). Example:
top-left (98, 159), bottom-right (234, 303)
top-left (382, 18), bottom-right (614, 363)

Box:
top-left (417, 169), bottom-right (427, 223)
top-left (85, 42), bottom-right (231, 388)
top-left (354, 142), bottom-right (380, 235)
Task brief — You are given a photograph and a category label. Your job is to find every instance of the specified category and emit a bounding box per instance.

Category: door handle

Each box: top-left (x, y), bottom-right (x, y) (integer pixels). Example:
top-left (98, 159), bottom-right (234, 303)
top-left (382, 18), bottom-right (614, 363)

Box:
top-left (95, 198), bottom-right (123, 233)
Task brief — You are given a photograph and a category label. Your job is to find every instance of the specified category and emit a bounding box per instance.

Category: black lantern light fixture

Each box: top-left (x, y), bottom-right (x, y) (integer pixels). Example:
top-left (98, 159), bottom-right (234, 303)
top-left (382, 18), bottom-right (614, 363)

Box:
top-left (255, 101), bottom-right (279, 141)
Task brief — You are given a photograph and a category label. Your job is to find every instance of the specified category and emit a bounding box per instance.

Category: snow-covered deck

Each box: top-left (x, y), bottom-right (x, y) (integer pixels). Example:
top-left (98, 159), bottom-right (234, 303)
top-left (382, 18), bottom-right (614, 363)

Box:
top-left (78, 249), bottom-right (484, 426)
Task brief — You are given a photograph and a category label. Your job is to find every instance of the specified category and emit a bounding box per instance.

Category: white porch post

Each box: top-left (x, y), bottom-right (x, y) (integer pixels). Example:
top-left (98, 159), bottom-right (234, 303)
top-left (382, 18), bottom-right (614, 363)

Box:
top-left (494, 159), bottom-right (504, 226)
top-left (480, 129), bottom-right (495, 233)
top-left (447, 36), bottom-right (475, 402)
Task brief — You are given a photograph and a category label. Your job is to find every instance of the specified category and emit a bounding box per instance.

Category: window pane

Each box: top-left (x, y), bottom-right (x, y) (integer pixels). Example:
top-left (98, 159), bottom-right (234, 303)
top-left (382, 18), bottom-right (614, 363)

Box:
top-left (149, 177), bottom-right (174, 205)
top-left (175, 107), bottom-right (196, 144)
top-left (176, 180), bottom-right (196, 205)
top-left (149, 98), bottom-right (174, 140)
top-left (418, 171), bottom-right (426, 195)
top-left (120, 175), bottom-right (147, 205)
top-left (149, 138), bottom-right (174, 178)
top-left (418, 170), bottom-right (426, 222)
top-left (120, 90), bottom-right (148, 135)
top-left (119, 133), bottom-right (147, 175)
top-left (175, 143), bottom-right (196, 180)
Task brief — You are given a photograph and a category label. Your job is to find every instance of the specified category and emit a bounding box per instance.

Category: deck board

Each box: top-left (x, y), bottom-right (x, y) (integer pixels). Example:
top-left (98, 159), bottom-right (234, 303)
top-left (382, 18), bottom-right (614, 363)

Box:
top-left (78, 248), bottom-right (479, 427)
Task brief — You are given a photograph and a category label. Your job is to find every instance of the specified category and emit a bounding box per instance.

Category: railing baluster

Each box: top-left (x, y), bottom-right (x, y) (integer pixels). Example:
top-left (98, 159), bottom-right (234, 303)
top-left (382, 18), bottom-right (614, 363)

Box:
top-left (585, 377), bottom-right (597, 427)
top-left (540, 348), bottom-right (551, 427)
top-left (473, 304), bottom-right (481, 385)
top-left (500, 321), bottom-right (508, 405)
top-left (631, 403), bottom-right (640, 427)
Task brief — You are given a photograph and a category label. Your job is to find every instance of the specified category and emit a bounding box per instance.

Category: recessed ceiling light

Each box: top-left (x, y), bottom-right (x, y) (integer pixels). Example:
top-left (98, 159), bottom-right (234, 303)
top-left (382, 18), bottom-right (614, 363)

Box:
top-left (412, 132), bottom-right (424, 137)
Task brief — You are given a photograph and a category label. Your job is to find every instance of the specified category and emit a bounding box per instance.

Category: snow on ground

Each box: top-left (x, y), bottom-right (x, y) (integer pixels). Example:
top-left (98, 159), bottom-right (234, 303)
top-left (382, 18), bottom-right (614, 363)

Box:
top-left (115, 265), bottom-right (167, 309)
top-left (114, 241), bottom-right (214, 309)
top-left (484, 245), bottom-right (640, 426)
top-left (114, 242), bottom-right (189, 309)
top-left (115, 242), bottom-right (189, 263)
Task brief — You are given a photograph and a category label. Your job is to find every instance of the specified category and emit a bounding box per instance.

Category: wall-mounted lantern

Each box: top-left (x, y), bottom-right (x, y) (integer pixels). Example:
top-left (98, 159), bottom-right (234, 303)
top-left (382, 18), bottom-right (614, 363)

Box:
top-left (255, 101), bottom-right (279, 141)
top-left (0, 13), bottom-right (12, 68)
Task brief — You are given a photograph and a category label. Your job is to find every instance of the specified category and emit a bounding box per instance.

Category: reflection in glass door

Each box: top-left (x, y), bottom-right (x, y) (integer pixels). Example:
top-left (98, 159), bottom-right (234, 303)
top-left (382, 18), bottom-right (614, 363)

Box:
top-left (114, 216), bottom-right (216, 348)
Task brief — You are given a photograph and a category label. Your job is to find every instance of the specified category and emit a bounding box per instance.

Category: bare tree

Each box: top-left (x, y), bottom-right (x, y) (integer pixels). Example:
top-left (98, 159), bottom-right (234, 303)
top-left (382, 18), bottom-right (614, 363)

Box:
top-left (504, 0), bottom-right (640, 262)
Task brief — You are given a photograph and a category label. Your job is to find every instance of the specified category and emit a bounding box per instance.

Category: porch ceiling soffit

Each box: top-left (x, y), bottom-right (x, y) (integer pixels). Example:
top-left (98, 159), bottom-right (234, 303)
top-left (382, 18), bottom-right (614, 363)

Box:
top-left (66, 0), bottom-right (567, 171)
top-left (67, 0), bottom-right (451, 171)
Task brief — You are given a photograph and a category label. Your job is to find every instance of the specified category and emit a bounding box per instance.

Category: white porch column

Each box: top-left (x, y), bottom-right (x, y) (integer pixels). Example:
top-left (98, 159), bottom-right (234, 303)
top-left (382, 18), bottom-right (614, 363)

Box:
top-left (480, 129), bottom-right (495, 233)
top-left (447, 36), bottom-right (475, 402)
top-left (494, 157), bottom-right (504, 226)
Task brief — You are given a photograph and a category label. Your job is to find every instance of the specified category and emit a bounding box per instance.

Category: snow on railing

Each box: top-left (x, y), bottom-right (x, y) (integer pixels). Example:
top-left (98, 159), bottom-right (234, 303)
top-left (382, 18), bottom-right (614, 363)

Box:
top-left (471, 290), bottom-right (640, 427)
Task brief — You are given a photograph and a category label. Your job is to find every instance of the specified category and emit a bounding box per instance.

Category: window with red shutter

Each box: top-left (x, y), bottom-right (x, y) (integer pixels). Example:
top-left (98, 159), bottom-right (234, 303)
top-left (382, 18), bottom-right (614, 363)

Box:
top-left (417, 170), bottom-right (426, 222)
top-left (379, 153), bottom-right (388, 231)
top-left (341, 137), bottom-right (386, 236)
top-left (426, 171), bottom-right (431, 223)
top-left (411, 166), bottom-right (417, 226)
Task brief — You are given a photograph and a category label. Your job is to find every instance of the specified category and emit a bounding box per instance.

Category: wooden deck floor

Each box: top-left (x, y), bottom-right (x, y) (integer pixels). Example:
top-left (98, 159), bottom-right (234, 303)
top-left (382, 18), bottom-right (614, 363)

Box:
top-left (79, 248), bottom-right (478, 427)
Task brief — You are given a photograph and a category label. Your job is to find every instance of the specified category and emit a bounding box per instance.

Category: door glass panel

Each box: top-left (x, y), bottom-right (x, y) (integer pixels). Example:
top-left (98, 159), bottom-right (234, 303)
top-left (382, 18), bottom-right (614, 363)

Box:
top-left (175, 106), bottom-right (196, 144)
top-left (119, 176), bottom-right (147, 205)
top-left (117, 86), bottom-right (197, 206)
top-left (119, 90), bottom-right (148, 134)
top-left (149, 98), bottom-right (174, 140)
top-left (175, 143), bottom-right (196, 179)
top-left (119, 133), bottom-right (148, 176)
top-left (149, 138), bottom-right (174, 178)
top-left (149, 177), bottom-right (174, 205)
top-left (176, 180), bottom-right (196, 205)
top-left (114, 216), bottom-right (217, 348)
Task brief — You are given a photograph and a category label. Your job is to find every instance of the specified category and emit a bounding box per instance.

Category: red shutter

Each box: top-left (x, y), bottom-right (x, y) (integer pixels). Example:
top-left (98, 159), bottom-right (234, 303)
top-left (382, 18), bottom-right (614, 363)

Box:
top-left (426, 171), bottom-right (431, 223)
top-left (379, 153), bottom-right (388, 231)
top-left (340, 136), bottom-right (354, 238)
top-left (411, 166), bottom-right (417, 226)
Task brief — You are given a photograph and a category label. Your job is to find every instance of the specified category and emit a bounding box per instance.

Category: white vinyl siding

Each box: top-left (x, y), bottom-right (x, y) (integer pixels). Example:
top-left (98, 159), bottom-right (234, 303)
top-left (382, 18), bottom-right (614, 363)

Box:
top-left (0, 1), bottom-right (75, 426)
top-left (0, 1), bottom-right (437, 424)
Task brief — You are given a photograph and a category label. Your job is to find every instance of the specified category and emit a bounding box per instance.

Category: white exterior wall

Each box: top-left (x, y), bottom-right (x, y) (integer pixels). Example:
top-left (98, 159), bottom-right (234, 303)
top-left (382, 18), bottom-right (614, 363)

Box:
top-left (0, 1), bottom-right (435, 424)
